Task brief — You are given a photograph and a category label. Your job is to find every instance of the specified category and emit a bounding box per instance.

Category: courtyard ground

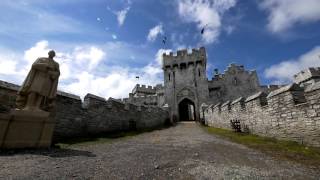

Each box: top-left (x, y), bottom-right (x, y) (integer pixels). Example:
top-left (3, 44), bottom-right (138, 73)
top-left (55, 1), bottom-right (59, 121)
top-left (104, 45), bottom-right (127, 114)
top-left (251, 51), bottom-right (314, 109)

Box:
top-left (0, 122), bottom-right (319, 179)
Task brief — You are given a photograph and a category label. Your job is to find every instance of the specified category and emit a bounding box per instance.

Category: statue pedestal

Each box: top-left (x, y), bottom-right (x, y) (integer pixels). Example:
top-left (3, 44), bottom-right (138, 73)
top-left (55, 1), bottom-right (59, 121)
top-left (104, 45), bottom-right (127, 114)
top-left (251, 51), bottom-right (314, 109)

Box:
top-left (0, 110), bottom-right (55, 148)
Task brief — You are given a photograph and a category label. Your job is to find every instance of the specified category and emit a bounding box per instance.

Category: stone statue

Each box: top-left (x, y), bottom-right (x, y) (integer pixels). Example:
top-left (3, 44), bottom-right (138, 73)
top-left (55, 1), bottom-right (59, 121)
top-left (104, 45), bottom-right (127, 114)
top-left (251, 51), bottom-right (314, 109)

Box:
top-left (16, 50), bottom-right (60, 112)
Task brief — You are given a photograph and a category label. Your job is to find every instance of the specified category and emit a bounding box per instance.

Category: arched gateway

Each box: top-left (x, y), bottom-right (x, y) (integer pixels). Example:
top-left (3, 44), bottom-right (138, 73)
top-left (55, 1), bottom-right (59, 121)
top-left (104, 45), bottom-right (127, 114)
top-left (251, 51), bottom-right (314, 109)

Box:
top-left (178, 98), bottom-right (196, 121)
top-left (162, 47), bottom-right (209, 122)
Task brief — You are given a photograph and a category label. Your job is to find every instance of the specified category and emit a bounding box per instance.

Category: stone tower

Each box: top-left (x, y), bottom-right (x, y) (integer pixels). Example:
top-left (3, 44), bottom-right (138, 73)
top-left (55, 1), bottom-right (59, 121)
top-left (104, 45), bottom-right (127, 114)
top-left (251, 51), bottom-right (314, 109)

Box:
top-left (162, 47), bottom-right (209, 122)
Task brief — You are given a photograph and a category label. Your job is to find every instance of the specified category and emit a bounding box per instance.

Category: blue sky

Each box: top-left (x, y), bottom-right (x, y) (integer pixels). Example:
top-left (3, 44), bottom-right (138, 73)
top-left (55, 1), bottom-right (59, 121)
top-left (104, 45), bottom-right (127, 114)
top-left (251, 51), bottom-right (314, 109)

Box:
top-left (0, 0), bottom-right (320, 99)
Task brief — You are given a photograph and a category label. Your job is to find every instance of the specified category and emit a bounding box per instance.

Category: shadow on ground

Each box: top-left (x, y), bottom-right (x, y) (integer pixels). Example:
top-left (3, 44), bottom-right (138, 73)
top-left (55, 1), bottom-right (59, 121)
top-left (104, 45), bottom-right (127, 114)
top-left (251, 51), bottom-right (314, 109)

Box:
top-left (0, 147), bottom-right (96, 158)
top-left (55, 125), bottom-right (172, 146)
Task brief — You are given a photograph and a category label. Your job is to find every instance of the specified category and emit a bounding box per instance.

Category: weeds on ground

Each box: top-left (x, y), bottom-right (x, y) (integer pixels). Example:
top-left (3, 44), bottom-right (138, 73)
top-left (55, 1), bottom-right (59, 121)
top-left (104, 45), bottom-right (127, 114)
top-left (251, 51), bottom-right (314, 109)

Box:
top-left (203, 126), bottom-right (320, 166)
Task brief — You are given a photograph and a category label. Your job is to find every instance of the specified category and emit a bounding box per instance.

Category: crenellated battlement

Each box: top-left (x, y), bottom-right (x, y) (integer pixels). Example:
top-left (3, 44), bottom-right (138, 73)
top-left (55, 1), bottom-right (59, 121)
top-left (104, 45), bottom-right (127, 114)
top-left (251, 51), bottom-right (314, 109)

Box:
top-left (162, 47), bottom-right (206, 69)
top-left (163, 47), bottom-right (206, 58)
top-left (204, 81), bottom-right (320, 147)
top-left (132, 84), bottom-right (157, 95)
top-left (0, 79), bottom-right (169, 141)
top-left (211, 63), bottom-right (257, 81)
top-left (294, 67), bottom-right (320, 86)
top-left (126, 83), bottom-right (165, 107)
top-left (0, 79), bottom-right (81, 100)
top-left (207, 63), bottom-right (263, 105)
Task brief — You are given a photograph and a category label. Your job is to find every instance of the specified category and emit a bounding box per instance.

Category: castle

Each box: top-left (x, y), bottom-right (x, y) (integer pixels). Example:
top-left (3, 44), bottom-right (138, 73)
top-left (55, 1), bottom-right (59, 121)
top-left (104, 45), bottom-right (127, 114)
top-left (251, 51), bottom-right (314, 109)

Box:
top-left (0, 47), bottom-right (319, 147)
top-left (121, 47), bottom-right (320, 147)
top-left (125, 47), bottom-right (280, 122)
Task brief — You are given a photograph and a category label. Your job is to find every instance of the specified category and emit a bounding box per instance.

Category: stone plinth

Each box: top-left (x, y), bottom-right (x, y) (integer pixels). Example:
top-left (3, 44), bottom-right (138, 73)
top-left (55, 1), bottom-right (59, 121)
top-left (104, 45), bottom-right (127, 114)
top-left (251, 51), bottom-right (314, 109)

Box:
top-left (0, 110), bottom-right (55, 148)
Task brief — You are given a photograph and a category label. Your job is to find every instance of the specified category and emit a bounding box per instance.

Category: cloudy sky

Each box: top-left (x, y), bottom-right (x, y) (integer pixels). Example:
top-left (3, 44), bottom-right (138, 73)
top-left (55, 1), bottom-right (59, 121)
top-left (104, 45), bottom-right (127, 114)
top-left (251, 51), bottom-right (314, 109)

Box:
top-left (0, 0), bottom-right (320, 99)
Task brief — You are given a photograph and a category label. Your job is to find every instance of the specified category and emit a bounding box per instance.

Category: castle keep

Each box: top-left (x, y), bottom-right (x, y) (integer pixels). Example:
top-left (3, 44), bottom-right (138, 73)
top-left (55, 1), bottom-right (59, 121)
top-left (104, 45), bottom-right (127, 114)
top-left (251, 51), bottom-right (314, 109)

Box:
top-left (163, 47), bottom-right (209, 122)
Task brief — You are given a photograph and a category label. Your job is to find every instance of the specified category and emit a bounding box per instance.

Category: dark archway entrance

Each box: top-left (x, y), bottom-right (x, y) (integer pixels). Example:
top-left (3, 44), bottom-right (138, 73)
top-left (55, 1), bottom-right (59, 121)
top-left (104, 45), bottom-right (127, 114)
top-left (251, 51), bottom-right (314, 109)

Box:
top-left (178, 98), bottom-right (196, 121)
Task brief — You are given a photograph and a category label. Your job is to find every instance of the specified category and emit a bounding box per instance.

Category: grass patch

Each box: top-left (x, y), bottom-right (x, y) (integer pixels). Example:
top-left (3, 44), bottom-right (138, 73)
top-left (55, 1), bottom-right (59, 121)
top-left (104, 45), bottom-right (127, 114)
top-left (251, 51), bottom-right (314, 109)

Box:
top-left (203, 126), bottom-right (320, 166)
top-left (56, 126), bottom-right (168, 148)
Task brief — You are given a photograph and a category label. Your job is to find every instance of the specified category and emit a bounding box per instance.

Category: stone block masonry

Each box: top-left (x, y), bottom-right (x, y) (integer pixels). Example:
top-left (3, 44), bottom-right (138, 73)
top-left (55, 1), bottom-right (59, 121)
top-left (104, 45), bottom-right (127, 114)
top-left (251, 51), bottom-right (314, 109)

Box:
top-left (0, 80), bottom-right (169, 142)
top-left (162, 47), bottom-right (209, 122)
top-left (204, 82), bottom-right (320, 147)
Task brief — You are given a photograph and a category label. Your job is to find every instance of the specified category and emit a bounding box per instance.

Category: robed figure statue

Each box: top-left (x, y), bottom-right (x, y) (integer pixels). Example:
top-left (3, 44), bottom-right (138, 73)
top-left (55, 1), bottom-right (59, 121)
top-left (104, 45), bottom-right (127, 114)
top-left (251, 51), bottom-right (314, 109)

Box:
top-left (16, 50), bottom-right (60, 112)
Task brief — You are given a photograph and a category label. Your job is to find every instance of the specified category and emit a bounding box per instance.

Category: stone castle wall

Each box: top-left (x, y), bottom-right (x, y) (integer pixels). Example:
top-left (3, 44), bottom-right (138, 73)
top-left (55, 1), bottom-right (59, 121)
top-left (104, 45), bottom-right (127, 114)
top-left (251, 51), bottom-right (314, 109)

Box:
top-left (0, 80), bottom-right (169, 141)
top-left (204, 82), bottom-right (320, 147)
top-left (294, 67), bottom-right (320, 87)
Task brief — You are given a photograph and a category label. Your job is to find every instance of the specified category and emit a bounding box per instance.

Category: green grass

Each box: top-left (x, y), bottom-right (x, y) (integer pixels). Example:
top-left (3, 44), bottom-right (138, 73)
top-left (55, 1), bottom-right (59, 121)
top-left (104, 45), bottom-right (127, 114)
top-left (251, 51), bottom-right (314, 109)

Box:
top-left (203, 126), bottom-right (320, 166)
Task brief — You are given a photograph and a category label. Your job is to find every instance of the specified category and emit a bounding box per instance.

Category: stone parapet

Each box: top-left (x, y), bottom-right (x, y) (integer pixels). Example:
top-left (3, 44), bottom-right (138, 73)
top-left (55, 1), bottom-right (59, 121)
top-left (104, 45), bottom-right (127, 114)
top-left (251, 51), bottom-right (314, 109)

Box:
top-left (294, 67), bottom-right (320, 85)
top-left (204, 81), bottom-right (320, 147)
top-left (0, 80), bottom-right (169, 142)
top-left (162, 47), bottom-right (206, 69)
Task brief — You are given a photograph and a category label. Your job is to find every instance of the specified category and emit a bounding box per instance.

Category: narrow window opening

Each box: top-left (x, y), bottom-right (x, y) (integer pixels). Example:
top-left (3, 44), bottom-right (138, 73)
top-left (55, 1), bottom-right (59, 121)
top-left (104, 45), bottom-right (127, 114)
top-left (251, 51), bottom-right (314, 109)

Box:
top-left (198, 69), bottom-right (201, 77)
top-left (168, 73), bottom-right (171, 81)
top-left (173, 72), bottom-right (175, 88)
top-left (233, 77), bottom-right (238, 85)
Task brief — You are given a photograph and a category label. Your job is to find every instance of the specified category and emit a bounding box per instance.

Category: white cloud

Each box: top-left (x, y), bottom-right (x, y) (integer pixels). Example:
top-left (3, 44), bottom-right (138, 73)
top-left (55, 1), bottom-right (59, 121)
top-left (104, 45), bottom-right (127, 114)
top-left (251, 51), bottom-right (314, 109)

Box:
top-left (63, 70), bottom-right (138, 99)
top-left (264, 46), bottom-right (320, 84)
top-left (64, 55), bottom-right (165, 99)
top-left (21, 40), bottom-right (105, 79)
top-left (142, 64), bottom-right (163, 76)
top-left (0, 51), bottom-right (18, 75)
top-left (24, 41), bottom-right (50, 66)
top-left (147, 24), bottom-right (164, 42)
top-left (115, 7), bottom-right (130, 26)
top-left (112, 34), bottom-right (117, 40)
top-left (0, 40), bottom-right (165, 99)
top-left (0, 42), bottom-right (49, 83)
top-left (260, 0), bottom-right (320, 33)
top-left (178, 0), bottom-right (236, 44)
top-left (74, 46), bottom-right (105, 71)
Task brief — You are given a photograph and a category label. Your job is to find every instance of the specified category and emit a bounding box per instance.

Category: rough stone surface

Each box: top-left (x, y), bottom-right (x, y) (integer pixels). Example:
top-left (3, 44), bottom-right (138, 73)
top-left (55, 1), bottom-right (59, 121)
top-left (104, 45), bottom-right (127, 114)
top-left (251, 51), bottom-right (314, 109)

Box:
top-left (161, 48), bottom-right (279, 122)
top-left (0, 110), bottom-right (53, 148)
top-left (0, 122), bottom-right (318, 179)
top-left (0, 80), bottom-right (169, 142)
top-left (67, 47), bottom-right (281, 124)
top-left (294, 67), bottom-right (320, 86)
top-left (208, 63), bottom-right (265, 105)
top-left (163, 47), bottom-right (209, 121)
top-left (54, 96), bottom-right (169, 141)
top-left (204, 81), bottom-right (320, 147)
top-left (122, 84), bottom-right (165, 107)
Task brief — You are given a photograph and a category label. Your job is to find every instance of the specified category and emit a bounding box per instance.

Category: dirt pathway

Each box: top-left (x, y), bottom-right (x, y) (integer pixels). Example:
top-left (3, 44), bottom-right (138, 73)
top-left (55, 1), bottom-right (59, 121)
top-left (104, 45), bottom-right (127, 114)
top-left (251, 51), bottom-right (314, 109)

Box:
top-left (0, 122), bottom-right (319, 179)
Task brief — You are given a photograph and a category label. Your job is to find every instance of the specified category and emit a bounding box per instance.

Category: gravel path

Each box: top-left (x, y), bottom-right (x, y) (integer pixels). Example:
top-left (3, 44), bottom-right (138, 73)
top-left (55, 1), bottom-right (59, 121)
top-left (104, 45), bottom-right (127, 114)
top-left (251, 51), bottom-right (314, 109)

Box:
top-left (0, 122), bottom-right (319, 180)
